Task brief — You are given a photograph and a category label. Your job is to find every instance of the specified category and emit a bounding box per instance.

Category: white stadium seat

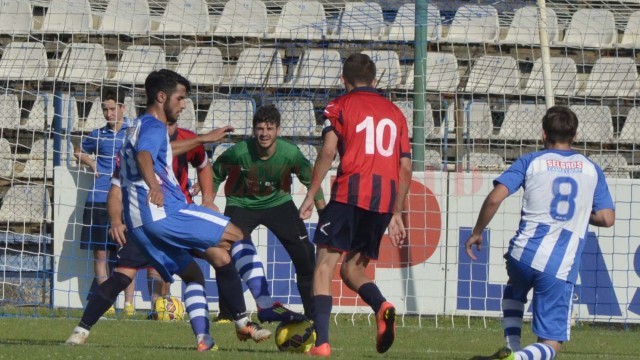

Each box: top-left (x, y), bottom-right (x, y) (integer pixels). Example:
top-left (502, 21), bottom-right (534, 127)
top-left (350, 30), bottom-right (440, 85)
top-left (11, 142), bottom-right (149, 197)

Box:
top-left (0, 0), bottom-right (32, 35)
top-left (176, 98), bottom-right (197, 132)
top-left (385, 3), bottom-right (441, 42)
top-left (0, 42), bottom-right (48, 81)
top-left (496, 103), bottom-right (546, 141)
top-left (330, 2), bottom-right (385, 41)
top-left (98, 0), bottom-right (150, 35)
top-left (18, 139), bottom-right (75, 179)
top-left (0, 137), bottom-right (12, 158)
top-left (361, 50), bottom-right (402, 90)
top-left (463, 101), bottom-right (492, 139)
top-left (23, 94), bottom-right (78, 131)
top-left (589, 154), bottom-right (630, 178)
top-left (465, 56), bottom-right (520, 94)
top-left (288, 49), bottom-right (341, 89)
top-left (580, 58), bottom-right (638, 97)
top-left (501, 6), bottom-right (560, 45)
top-left (212, 142), bottom-right (234, 161)
top-left (201, 98), bottom-right (255, 136)
top-left (0, 94), bottom-right (21, 129)
top-left (226, 48), bottom-right (284, 87)
top-left (269, 0), bottom-right (326, 40)
top-left (175, 47), bottom-right (224, 86)
top-left (442, 5), bottom-right (499, 44)
top-left (54, 44), bottom-right (107, 84)
top-left (393, 100), bottom-right (436, 139)
top-left (276, 99), bottom-right (317, 138)
top-left (111, 46), bottom-right (166, 85)
top-left (463, 152), bottom-right (505, 171)
top-left (404, 52), bottom-right (459, 92)
top-left (40, 0), bottom-right (92, 34)
top-left (0, 185), bottom-right (51, 222)
top-left (556, 9), bottom-right (617, 48)
top-left (618, 11), bottom-right (640, 49)
top-left (524, 57), bottom-right (577, 96)
top-left (619, 107), bottom-right (640, 144)
top-left (152, 0), bottom-right (210, 35)
top-left (570, 105), bottom-right (613, 142)
top-left (213, 0), bottom-right (268, 37)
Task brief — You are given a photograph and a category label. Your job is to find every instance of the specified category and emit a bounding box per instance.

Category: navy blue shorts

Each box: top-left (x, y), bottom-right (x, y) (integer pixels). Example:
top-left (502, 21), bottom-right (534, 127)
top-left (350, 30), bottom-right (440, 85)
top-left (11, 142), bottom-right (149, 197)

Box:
top-left (80, 202), bottom-right (118, 251)
top-left (313, 201), bottom-right (392, 260)
top-left (115, 235), bottom-right (154, 269)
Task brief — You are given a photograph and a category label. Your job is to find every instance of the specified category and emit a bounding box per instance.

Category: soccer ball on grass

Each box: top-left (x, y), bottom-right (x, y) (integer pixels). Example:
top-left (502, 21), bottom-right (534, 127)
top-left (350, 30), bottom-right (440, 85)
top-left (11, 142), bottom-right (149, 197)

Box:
top-left (152, 295), bottom-right (185, 321)
top-left (274, 320), bottom-right (316, 353)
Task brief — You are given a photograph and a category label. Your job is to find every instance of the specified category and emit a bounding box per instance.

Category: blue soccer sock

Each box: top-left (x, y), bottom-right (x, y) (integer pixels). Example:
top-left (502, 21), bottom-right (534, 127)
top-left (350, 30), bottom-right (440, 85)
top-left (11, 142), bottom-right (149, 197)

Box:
top-left (313, 295), bottom-right (332, 346)
top-left (502, 285), bottom-right (525, 351)
top-left (513, 343), bottom-right (556, 360)
top-left (231, 239), bottom-right (274, 309)
top-left (357, 282), bottom-right (386, 314)
top-left (184, 282), bottom-right (209, 338)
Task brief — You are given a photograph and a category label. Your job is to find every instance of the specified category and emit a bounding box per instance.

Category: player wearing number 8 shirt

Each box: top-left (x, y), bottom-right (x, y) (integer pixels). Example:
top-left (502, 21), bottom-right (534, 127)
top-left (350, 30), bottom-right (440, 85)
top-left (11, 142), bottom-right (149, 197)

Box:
top-left (299, 53), bottom-right (412, 357)
top-left (466, 106), bottom-right (615, 360)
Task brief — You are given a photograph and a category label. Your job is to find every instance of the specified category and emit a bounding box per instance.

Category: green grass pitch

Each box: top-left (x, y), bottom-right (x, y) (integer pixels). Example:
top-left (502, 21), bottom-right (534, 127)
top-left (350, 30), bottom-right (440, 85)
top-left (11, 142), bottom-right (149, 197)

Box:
top-left (0, 314), bottom-right (639, 359)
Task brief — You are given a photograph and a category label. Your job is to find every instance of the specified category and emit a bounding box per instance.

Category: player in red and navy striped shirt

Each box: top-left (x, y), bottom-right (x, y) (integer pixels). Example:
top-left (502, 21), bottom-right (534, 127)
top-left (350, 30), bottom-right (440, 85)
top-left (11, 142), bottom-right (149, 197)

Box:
top-left (300, 54), bottom-right (412, 357)
top-left (169, 125), bottom-right (208, 204)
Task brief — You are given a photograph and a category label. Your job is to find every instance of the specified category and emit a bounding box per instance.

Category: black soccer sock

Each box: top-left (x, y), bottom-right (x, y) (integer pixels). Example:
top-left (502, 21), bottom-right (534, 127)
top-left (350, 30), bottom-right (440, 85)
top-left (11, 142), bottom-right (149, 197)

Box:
top-left (296, 273), bottom-right (314, 318)
top-left (78, 272), bottom-right (132, 330)
top-left (313, 295), bottom-right (332, 346)
top-left (357, 282), bottom-right (386, 314)
top-left (214, 262), bottom-right (247, 321)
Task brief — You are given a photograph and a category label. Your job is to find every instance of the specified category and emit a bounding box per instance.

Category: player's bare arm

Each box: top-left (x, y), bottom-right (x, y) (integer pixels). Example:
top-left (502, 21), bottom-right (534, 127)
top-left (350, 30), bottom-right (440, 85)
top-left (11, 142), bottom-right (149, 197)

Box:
top-left (171, 125), bottom-right (234, 156)
top-left (74, 148), bottom-right (98, 177)
top-left (107, 184), bottom-right (127, 246)
top-left (590, 208), bottom-right (615, 227)
top-left (196, 163), bottom-right (218, 212)
top-left (388, 157), bottom-right (412, 247)
top-left (300, 131), bottom-right (338, 220)
top-left (136, 151), bottom-right (164, 207)
top-left (465, 184), bottom-right (510, 260)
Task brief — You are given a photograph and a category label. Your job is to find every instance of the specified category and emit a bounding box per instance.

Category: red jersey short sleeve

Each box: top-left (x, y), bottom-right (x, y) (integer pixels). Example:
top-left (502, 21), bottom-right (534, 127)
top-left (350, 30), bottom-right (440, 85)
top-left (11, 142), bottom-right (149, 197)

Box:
top-left (324, 87), bottom-right (411, 213)
top-left (171, 128), bottom-right (208, 204)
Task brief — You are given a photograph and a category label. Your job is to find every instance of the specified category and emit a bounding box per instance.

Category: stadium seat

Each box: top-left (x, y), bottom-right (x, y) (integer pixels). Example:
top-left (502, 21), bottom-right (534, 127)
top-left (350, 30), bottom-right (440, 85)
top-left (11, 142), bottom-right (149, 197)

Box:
top-left (110, 46), bottom-right (166, 85)
top-left (0, 94), bottom-right (21, 129)
top-left (556, 9), bottom-right (616, 48)
top-left (27, 139), bottom-right (74, 161)
top-left (462, 152), bottom-right (505, 171)
top-left (500, 6), bottom-right (560, 45)
top-left (618, 107), bottom-right (640, 144)
top-left (269, 0), bottom-right (326, 40)
top-left (0, 157), bottom-right (12, 178)
top-left (589, 153), bottom-right (631, 178)
top-left (276, 99), bottom-right (317, 138)
top-left (98, 0), bottom-right (149, 35)
top-left (523, 57), bottom-right (577, 97)
top-left (0, 137), bottom-right (11, 158)
top-left (0, 42), bottom-right (48, 81)
top-left (201, 98), bottom-right (255, 136)
top-left (441, 5), bottom-right (499, 44)
top-left (212, 142), bottom-right (234, 161)
top-left (424, 150), bottom-right (443, 170)
top-left (579, 58), bottom-right (638, 98)
top-left (0, 185), bottom-right (51, 223)
top-left (296, 143), bottom-right (318, 164)
top-left (463, 101), bottom-right (493, 139)
top-left (618, 11), bottom-right (640, 49)
top-left (360, 50), bottom-right (402, 90)
top-left (393, 100), bottom-right (436, 139)
top-left (288, 49), bottom-right (341, 89)
top-left (213, 0), bottom-right (268, 37)
top-left (177, 98), bottom-right (197, 132)
top-left (23, 94), bottom-right (78, 131)
top-left (39, 0), bottom-right (93, 34)
top-left (226, 48), bottom-right (284, 87)
top-left (385, 3), bottom-right (440, 42)
top-left (175, 47), bottom-right (224, 86)
top-left (465, 56), bottom-right (520, 94)
top-left (0, 0), bottom-right (32, 35)
top-left (152, 0), bottom-right (210, 35)
top-left (124, 96), bottom-right (138, 120)
top-left (570, 105), bottom-right (613, 142)
top-left (54, 44), bottom-right (107, 84)
top-left (496, 103), bottom-right (546, 141)
top-left (330, 2), bottom-right (385, 41)
top-left (18, 139), bottom-right (75, 179)
top-left (403, 52), bottom-right (459, 92)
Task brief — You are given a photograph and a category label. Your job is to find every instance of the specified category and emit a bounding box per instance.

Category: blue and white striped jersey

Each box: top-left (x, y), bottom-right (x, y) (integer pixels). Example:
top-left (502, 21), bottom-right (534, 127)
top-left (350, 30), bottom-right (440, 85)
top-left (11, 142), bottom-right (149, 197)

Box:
top-left (495, 149), bottom-right (614, 283)
top-left (118, 114), bottom-right (188, 229)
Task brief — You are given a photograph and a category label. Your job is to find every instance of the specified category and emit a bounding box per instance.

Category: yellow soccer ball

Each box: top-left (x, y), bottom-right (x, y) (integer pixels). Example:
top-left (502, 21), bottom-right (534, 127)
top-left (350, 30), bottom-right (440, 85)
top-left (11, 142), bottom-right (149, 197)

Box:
top-left (153, 295), bottom-right (185, 321)
top-left (275, 320), bottom-right (316, 353)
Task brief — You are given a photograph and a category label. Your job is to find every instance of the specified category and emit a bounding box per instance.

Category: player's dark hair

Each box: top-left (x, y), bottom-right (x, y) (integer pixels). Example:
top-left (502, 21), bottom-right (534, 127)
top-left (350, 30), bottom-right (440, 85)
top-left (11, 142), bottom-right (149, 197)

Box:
top-left (101, 87), bottom-right (125, 105)
top-left (542, 106), bottom-right (578, 144)
top-left (144, 69), bottom-right (191, 106)
top-left (342, 53), bottom-right (376, 87)
top-left (253, 104), bottom-right (281, 128)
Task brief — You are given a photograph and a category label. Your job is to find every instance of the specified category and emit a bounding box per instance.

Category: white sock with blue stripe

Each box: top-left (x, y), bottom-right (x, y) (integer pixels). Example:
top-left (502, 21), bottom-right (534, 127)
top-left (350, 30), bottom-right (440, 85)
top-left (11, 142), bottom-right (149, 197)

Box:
top-left (513, 343), bottom-right (556, 360)
top-left (184, 282), bottom-right (209, 339)
top-left (231, 239), bottom-right (274, 309)
top-left (502, 286), bottom-right (525, 351)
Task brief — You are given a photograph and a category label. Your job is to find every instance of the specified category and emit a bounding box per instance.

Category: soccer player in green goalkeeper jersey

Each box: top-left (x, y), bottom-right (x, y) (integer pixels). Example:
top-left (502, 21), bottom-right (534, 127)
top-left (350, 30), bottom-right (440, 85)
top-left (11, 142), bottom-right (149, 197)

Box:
top-left (212, 104), bottom-right (325, 322)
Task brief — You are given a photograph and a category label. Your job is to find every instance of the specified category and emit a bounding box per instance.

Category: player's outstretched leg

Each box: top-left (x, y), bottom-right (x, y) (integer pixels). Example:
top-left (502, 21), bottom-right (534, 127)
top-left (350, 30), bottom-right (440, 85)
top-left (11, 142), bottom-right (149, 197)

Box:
top-left (177, 261), bottom-right (217, 352)
top-left (471, 343), bottom-right (556, 360)
top-left (66, 271), bottom-right (133, 345)
top-left (502, 284), bottom-right (525, 351)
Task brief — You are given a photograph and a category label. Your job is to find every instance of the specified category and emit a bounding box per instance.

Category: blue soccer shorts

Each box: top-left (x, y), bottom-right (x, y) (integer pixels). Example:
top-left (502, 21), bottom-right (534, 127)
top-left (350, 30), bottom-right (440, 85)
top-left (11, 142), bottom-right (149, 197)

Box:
top-left (505, 255), bottom-right (575, 342)
top-left (129, 204), bottom-right (230, 282)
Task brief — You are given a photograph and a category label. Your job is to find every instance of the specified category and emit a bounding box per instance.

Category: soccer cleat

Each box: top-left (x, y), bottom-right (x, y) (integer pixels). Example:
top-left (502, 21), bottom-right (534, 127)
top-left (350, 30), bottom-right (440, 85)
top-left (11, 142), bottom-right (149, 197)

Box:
top-left (375, 301), bottom-right (396, 354)
top-left (213, 313), bottom-right (233, 324)
top-left (65, 329), bottom-right (89, 345)
top-left (307, 343), bottom-right (331, 357)
top-left (105, 305), bottom-right (116, 316)
top-left (124, 302), bottom-right (136, 317)
top-left (236, 321), bottom-right (272, 343)
top-left (196, 335), bottom-right (219, 352)
top-left (258, 302), bottom-right (307, 324)
top-left (470, 347), bottom-right (515, 360)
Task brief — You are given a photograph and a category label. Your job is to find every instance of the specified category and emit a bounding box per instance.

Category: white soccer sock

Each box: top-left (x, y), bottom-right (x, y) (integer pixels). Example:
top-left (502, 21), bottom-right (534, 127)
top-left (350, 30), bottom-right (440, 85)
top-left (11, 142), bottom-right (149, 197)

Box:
top-left (514, 343), bottom-right (556, 360)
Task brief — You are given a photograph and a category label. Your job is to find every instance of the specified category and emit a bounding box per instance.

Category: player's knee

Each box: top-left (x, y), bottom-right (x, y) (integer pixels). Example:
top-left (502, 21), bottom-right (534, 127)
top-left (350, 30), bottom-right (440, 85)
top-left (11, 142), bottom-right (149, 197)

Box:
top-left (222, 223), bottom-right (244, 243)
top-left (178, 262), bottom-right (205, 286)
top-left (204, 246), bottom-right (232, 268)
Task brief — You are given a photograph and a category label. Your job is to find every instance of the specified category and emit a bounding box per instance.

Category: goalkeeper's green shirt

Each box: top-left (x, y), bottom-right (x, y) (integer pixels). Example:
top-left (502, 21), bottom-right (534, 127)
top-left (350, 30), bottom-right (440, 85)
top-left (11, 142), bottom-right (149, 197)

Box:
top-left (213, 138), bottom-right (324, 210)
